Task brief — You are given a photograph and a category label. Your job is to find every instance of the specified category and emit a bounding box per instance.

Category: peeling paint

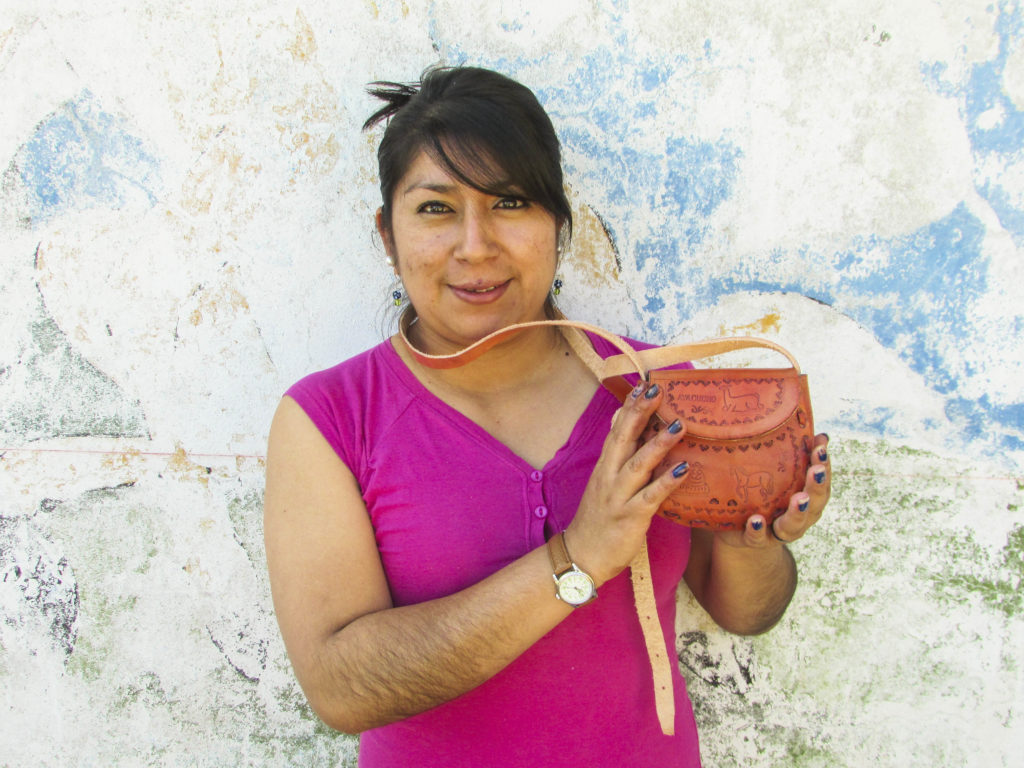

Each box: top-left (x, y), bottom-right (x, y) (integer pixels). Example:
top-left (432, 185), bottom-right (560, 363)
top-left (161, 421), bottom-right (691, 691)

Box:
top-left (11, 90), bottom-right (160, 226)
top-left (0, 291), bottom-right (149, 442)
top-left (0, 514), bottom-right (79, 659)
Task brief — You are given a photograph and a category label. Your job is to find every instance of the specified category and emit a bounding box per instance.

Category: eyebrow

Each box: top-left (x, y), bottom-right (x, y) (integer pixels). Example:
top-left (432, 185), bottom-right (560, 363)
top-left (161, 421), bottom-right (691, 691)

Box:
top-left (401, 178), bottom-right (527, 200)
top-left (402, 180), bottom-right (458, 196)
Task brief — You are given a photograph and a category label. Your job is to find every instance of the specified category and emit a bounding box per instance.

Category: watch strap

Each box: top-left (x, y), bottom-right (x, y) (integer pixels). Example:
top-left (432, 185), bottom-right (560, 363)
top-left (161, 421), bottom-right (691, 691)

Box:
top-left (547, 531), bottom-right (574, 577)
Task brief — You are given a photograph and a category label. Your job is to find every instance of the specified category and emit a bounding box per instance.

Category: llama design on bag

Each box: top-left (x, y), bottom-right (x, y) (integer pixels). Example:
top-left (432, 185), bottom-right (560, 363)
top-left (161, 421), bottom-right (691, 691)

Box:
top-left (731, 466), bottom-right (775, 504)
top-left (721, 386), bottom-right (764, 416)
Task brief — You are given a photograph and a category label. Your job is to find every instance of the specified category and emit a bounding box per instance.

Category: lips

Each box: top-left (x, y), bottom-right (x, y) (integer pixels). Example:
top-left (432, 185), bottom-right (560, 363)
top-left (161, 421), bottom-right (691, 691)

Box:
top-left (449, 279), bottom-right (511, 304)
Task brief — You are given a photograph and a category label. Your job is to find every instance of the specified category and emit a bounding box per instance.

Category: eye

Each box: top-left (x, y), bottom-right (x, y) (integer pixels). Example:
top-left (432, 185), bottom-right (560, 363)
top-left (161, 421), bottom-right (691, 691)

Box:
top-left (495, 196), bottom-right (529, 210)
top-left (417, 201), bottom-right (452, 214)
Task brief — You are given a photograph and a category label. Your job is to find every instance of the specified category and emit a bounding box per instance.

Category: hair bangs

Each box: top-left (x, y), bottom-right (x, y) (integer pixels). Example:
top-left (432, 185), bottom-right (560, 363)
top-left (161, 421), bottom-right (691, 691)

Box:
top-left (425, 111), bottom-right (545, 205)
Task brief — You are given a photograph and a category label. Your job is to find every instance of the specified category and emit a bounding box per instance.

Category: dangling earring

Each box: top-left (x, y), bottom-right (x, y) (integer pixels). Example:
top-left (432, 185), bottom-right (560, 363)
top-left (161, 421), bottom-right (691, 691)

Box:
top-left (553, 276), bottom-right (564, 296)
top-left (392, 289), bottom-right (403, 306)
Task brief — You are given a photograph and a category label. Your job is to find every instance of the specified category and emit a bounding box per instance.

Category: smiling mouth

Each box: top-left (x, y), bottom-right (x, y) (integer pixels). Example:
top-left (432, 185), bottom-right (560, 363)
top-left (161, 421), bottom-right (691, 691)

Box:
top-left (453, 280), bottom-right (510, 293)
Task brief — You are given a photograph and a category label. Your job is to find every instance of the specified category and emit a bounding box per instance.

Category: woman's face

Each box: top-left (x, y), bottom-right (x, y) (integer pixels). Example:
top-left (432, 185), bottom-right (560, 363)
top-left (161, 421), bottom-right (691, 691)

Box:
top-left (379, 150), bottom-right (559, 354)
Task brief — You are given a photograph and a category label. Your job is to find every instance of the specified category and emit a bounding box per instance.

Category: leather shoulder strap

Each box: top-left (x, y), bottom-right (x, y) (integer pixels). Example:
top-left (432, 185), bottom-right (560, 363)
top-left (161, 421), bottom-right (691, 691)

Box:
top-left (398, 314), bottom-right (649, 375)
top-left (398, 315), bottom-right (801, 378)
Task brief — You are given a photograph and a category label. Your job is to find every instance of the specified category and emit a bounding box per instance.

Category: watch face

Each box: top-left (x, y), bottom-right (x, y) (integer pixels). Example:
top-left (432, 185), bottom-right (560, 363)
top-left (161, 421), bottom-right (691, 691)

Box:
top-left (557, 570), bottom-right (595, 606)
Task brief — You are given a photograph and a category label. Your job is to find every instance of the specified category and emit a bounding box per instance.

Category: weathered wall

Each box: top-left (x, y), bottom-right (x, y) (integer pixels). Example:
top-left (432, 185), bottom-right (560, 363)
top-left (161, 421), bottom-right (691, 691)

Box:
top-left (1, 1), bottom-right (1021, 765)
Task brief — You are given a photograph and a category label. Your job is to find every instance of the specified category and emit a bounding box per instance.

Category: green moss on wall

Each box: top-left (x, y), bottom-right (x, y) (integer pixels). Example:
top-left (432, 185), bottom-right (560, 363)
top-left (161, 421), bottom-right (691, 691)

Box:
top-left (685, 436), bottom-right (1024, 768)
top-left (933, 524), bottom-right (1024, 618)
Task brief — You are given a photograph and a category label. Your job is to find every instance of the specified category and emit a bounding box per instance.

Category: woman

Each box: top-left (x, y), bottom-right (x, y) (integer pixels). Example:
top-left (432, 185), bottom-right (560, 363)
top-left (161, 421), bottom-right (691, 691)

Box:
top-left (264, 66), bottom-right (830, 767)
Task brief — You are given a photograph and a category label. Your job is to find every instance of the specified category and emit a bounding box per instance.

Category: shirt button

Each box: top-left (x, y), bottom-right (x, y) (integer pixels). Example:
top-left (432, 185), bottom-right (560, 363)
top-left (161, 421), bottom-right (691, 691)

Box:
top-left (530, 470), bottom-right (543, 482)
top-left (533, 505), bottom-right (548, 519)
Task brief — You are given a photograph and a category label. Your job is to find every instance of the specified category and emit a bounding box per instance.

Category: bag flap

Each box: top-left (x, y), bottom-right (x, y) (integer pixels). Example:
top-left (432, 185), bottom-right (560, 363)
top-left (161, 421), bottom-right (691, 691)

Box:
top-left (651, 368), bottom-right (807, 440)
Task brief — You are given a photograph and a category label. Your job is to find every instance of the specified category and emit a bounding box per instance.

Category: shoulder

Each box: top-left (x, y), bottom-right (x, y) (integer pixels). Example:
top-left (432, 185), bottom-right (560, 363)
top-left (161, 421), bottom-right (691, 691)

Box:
top-left (286, 339), bottom-right (405, 407)
top-left (282, 339), bottom-right (417, 468)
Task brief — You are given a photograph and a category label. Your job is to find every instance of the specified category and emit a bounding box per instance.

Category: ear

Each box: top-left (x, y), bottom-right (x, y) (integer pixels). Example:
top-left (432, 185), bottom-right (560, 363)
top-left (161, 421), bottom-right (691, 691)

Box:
top-left (375, 208), bottom-right (399, 275)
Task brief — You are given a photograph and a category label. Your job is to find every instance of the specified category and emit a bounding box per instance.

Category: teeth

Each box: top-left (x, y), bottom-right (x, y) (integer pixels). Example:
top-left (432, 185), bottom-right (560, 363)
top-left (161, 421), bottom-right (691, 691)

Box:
top-left (468, 286), bottom-right (498, 293)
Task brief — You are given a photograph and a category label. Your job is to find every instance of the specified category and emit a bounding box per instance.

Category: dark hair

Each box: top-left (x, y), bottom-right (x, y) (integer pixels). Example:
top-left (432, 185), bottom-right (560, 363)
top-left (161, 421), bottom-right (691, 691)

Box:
top-left (364, 66), bottom-right (572, 242)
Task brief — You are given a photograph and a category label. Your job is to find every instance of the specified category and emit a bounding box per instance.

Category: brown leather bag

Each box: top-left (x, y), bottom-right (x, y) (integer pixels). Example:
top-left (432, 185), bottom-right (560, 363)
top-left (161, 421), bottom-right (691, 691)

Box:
top-left (577, 332), bottom-right (816, 531)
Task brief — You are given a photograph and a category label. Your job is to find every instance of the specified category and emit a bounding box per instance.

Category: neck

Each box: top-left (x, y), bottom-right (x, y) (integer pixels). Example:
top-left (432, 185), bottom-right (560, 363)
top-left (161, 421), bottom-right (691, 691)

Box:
top-left (396, 314), bottom-right (569, 395)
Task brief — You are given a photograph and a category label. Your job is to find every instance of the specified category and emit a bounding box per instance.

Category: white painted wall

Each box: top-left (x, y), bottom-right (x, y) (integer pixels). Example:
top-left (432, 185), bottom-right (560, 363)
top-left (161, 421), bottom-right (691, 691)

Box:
top-left (1, 1), bottom-right (1022, 765)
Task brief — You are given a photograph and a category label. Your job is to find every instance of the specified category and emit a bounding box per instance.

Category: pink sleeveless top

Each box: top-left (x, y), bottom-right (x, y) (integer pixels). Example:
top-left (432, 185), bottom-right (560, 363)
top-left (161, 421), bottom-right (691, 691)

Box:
top-left (286, 335), bottom-right (702, 767)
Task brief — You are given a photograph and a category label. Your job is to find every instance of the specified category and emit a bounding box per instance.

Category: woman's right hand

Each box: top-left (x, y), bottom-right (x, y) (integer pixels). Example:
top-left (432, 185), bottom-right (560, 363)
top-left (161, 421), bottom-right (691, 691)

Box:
top-left (566, 381), bottom-right (690, 586)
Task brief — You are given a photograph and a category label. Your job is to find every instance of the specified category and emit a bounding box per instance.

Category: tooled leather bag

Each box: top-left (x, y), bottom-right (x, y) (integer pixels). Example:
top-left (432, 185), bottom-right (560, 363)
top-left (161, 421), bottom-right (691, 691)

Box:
top-left (565, 327), bottom-right (816, 532)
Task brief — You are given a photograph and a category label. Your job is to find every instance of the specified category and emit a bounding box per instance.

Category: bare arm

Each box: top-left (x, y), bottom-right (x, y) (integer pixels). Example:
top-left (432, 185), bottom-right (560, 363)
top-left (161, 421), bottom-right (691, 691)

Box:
top-left (683, 437), bottom-right (830, 635)
top-left (264, 385), bottom-right (688, 733)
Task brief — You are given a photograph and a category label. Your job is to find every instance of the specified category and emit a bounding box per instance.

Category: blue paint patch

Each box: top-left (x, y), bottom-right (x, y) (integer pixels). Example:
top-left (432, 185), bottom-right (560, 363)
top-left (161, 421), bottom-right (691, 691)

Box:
top-left (16, 91), bottom-right (159, 225)
top-left (946, 396), bottom-right (1024, 451)
top-left (663, 138), bottom-right (741, 219)
top-left (643, 293), bottom-right (665, 316)
top-left (920, 61), bottom-right (958, 97)
top-left (535, 50), bottom-right (742, 337)
top-left (924, 2), bottom-right (1024, 245)
top-left (635, 238), bottom-right (676, 271)
top-left (965, 60), bottom-right (1024, 155)
top-left (718, 204), bottom-right (989, 393)
top-left (636, 102), bottom-right (657, 120)
top-left (979, 179), bottom-right (1024, 243)
top-left (637, 63), bottom-right (672, 92)
top-left (712, 204), bottom-right (1024, 449)
top-left (850, 407), bottom-right (897, 436)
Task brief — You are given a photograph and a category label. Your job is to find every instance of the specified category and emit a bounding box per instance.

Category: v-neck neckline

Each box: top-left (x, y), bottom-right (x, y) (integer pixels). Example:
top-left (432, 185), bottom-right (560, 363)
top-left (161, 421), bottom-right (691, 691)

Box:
top-left (382, 337), bottom-right (611, 473)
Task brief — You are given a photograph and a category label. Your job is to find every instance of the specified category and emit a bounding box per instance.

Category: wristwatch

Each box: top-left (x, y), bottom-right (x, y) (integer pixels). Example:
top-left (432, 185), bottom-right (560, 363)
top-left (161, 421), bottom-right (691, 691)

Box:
top-left (547, 531), bottom-right (597, 607)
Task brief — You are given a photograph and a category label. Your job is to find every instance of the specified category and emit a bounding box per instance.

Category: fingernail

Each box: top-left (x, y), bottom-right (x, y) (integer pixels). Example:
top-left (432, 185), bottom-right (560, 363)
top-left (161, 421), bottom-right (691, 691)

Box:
top-left (752, 519), bottom-right (764, 531)
top-left (814, 470), bottom-right (826, 484)
top-left (644, 384), bottom-right (660, 400)
top-left (667, 419), bottom-right (682, 434)
top-left (818, 448), bottom-right (829, 462)
top-left (798, 499), bottom-right (809, 512)
top-left (672, 461), bottom-right (689, 478)
top-left (630, 382), bottom-right (646, 399)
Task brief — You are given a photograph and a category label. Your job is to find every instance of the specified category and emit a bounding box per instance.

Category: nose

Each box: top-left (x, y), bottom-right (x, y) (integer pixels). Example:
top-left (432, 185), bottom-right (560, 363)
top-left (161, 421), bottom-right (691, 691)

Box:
top-left (455, 205), bottom-right (497, 262)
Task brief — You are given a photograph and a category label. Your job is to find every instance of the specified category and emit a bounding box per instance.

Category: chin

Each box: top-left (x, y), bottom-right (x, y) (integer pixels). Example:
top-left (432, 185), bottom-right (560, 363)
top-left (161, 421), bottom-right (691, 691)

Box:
top-left (447, 309), bottom-right (541, 344)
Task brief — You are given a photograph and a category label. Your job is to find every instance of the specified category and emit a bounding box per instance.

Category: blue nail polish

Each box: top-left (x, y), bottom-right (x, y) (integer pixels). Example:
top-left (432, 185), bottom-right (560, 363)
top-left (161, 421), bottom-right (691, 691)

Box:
top-left (631, 382), bottom-right (646, 399)
top-left (819, 449), bottom-right (829, 463)
top-left (644, 384), bottom-right (660, 400)
top-left (798, 499), bottom-right (809, 512)
top-left (672, 461), bottom-right (689, 478)
top-left (667, 419), bottom-right (682, 434)
top-left (752, 519), bottom-right (764, 531)
top-left (814, 470), bottom-right (826, 484)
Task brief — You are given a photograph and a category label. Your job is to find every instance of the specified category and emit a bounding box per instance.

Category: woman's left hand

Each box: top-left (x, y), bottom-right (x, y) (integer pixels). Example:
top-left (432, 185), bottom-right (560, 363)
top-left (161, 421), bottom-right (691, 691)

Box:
top-left (725, 433), bottom-right (831, 549)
